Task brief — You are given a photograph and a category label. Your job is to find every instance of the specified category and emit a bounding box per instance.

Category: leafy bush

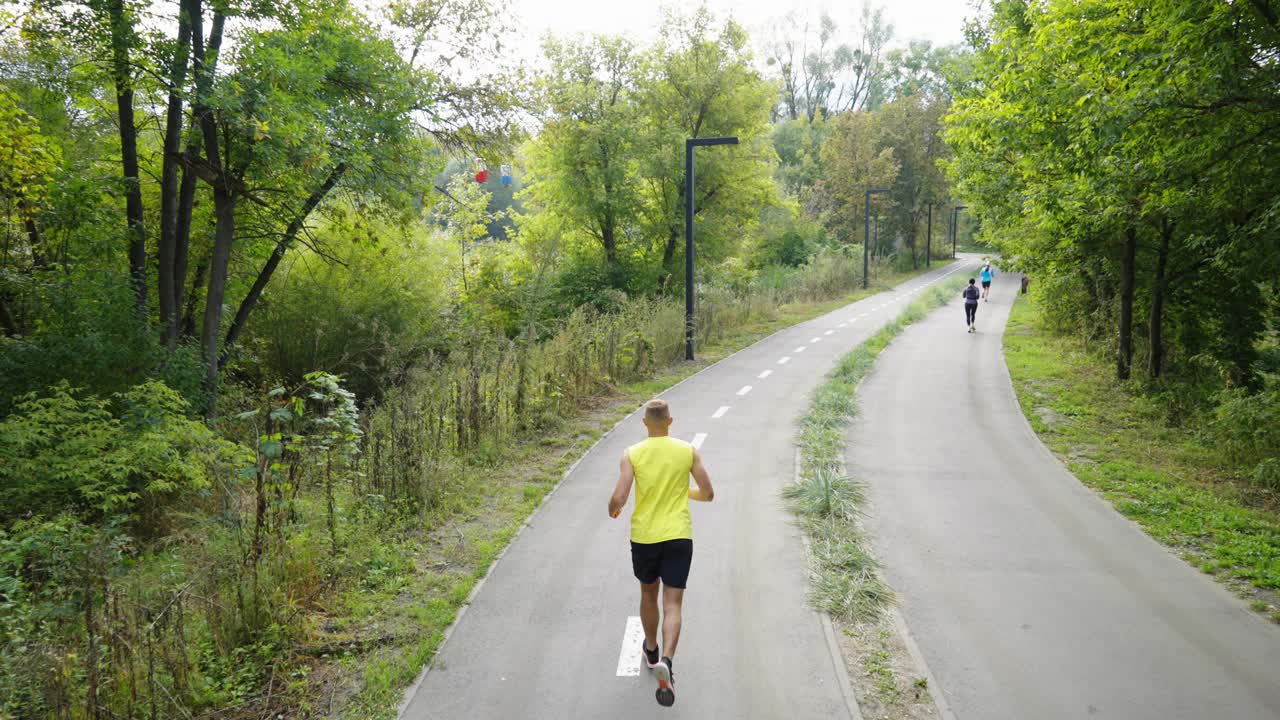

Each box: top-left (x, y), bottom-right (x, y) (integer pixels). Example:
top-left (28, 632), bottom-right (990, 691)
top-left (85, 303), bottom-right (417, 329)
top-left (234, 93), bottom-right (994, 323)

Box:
top-left (0, 381), bottom-right (246, 528)
top-left (0, 274), bottom-right (208, 414)
top-left (1208, 386), bottom-right (1280, 488)
top-left (248, 228), bottom-right (452, 402)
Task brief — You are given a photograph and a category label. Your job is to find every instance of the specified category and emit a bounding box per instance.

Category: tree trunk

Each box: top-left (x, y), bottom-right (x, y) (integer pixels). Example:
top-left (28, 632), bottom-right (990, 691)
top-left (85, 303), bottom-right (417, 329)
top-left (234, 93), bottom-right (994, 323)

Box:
top-left (106, 0), bottom-right (147, 317)
top-left (0, 296), bottom-right (18, 336)
top-left (601, 222), bottom-right (618, 268)
top-left (1148, 220), bottom-right (1172, 378)
top-left (659, 225), bottom-right (680, 293)
top-left (174, 163), bottom-right (197, 330)
top-left (1117, 225), bottom-right (1137, 380)
top-left (190, 3), bottom-right (233, 406)
top-left (220, 163), bottom-right (348, 366)
top-left (201, 185), bottom-right (234, 398)
top-left (174, 0), bottom-right (222, 338)
top-left (158, 0), bottom-right (194, 347)
top-left (181, 257), bottom-right (207, 338)
top-left (25, 215), bottom-right (48, 269)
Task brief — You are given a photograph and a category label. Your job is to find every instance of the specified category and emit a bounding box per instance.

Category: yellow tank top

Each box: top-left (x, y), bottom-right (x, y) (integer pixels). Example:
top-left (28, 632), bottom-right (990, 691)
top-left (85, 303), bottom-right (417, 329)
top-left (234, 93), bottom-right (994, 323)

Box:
top-left (627, 436), bottom-right (694, 543)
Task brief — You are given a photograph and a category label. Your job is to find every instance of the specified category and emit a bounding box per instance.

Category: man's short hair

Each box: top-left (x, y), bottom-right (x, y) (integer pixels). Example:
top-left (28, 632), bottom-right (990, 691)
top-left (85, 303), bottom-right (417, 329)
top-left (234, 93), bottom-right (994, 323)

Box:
top-left (644, 399), bottom-right (671, 423)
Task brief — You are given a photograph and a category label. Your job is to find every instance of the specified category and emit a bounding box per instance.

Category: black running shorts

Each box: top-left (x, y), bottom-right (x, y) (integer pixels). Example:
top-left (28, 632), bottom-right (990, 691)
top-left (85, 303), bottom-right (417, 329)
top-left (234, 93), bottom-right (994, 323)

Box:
top-left (630, 539), bottom-right (693, 588)
top-left (982, 280), bottom-right (991, 288)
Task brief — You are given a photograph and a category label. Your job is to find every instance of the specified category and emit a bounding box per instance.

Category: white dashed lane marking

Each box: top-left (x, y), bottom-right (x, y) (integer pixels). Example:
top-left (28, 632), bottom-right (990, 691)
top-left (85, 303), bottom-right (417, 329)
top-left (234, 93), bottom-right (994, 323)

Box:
top-left (758, 370), bottom-right (773, 379)
top-left (795, 346), bottom-right (807, 353)
top-left (691, 433), bottom-right (707, 449)
top-left (712, 406), bottom-right (729, 419)
top-left (616, 616), bottom-right (644, 677)
top-left (737, 385), bottom-right (753, 396)
top-left (778, 356), bottom-right (792, 364)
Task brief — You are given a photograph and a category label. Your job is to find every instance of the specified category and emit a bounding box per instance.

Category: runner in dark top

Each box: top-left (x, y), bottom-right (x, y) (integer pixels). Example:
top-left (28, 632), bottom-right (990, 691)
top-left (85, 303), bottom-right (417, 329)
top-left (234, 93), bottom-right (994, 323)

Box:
top-left (963, 279), bottom-right (980, 332)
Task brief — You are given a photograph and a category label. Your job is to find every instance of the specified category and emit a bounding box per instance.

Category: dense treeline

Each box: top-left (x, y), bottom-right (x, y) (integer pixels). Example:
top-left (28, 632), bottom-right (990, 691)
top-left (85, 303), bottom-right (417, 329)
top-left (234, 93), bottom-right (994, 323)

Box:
top-left (946, 0), bottom-right (1280, 487)
top-left (0, 0), bottom-right (964, 715)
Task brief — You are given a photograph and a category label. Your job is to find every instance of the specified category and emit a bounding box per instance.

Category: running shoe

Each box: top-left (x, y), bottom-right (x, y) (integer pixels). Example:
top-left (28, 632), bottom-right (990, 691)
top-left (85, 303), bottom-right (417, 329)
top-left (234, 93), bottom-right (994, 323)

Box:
top-left (654, 656), bottom-right (675, 707)
top-left (642, 641), bottom-right (660, 669)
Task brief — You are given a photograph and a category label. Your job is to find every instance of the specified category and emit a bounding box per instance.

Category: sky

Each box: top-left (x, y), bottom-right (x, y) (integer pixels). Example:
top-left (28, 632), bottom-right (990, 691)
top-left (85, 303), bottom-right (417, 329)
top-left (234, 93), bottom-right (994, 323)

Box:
top-left (506, 0), bottom-right (974, 58)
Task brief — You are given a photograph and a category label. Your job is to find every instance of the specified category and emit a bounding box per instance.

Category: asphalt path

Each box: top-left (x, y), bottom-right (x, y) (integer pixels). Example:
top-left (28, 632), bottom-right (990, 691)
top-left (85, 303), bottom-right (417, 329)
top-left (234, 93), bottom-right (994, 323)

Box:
top-left (848, 271), bottom-right (1280, 719)
top-left (400, 259), bottom-right (976, 720)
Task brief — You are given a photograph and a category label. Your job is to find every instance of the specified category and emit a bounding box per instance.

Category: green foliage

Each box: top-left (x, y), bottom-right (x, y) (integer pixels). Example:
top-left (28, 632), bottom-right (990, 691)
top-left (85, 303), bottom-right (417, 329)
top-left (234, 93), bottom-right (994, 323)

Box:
top-left (946, 0), bottom-right (1280, 386)
top-left (0, 273), bottom-right (208, 413)
top-left (818, 111), bottom-right (899, 244)
top-left (1208, 387), bottom-right (1280, 490)
top-left (0, 85), bottom-right (60, 218)
top-left (753, 204), bottom-right (825, 268)
top-left (525, 8), bottom-right (780, 294)
top-left (0, 381), bottom-right (244, 526)
top-left (772, 118), bottom-right (827, 197)
top-left (248, 212), bottom-right (453, 401)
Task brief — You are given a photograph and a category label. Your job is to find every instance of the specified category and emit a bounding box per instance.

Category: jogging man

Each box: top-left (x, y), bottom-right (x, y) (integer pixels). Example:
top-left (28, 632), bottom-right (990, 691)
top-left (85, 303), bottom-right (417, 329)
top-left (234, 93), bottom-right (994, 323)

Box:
top-left (980, 262), bottom-right (995, 301)
top-left (963, 278), bottom-right (980, 332)
top-left (608, 399), bottom-right (715, 707)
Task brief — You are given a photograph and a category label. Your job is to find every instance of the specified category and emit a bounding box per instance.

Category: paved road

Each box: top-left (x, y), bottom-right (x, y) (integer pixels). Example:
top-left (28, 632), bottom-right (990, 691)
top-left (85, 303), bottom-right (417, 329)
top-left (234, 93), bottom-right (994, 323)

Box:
top-left (400, 260), bottom-right (975, 720)
top-left (849, 272), bottom-right (1280, 719)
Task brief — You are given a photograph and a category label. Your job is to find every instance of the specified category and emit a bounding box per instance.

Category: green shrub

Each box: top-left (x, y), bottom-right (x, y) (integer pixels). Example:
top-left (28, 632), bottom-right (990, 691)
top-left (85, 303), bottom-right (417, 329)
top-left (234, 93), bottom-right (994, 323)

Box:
top-left (247, 230), bottom-right (452, 402)
top-left (0, 381), bottom-right (247, 528)
top-left (1207, 387), bottom-right (1280, 487)
top-left (0, 273), bottom-right (208, 414)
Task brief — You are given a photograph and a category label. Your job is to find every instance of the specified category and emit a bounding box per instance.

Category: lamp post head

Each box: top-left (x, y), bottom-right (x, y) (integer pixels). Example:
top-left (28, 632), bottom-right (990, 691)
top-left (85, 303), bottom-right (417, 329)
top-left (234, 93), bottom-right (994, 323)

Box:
top-left (688, 136), bottom-right (740, 148)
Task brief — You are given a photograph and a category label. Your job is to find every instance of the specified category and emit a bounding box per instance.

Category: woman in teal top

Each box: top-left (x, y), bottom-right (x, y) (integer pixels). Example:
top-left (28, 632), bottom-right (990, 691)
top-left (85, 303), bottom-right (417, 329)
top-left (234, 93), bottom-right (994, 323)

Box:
top-left (980, 263), bottom-right (994, 301)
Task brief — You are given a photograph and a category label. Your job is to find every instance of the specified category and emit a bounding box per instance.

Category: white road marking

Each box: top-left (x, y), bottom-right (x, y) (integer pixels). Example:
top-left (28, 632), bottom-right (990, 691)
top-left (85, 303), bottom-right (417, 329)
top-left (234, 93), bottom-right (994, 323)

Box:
top-left (824, 330), bottom-right (834, 335)
top-left (691, 433), bottom-right (707, 449)
top-left (778, 356), bottom-right (792, 364)
top-left (838, 322), bottom-right (847, 328)
top-left (616, 616), bottom-right (645, 677)
top-left (737, 385), bottom-right (753, 396)
top-left (712, 406), bottom-right (729, 419)
top-left (810, 337), bottom-right (821, 343)
top-left (795, 346), bottom-right (807, 353)
top-left (758, 369), bottom-right (773, 379)
top-left (858, 313), bottom-right (868, 318)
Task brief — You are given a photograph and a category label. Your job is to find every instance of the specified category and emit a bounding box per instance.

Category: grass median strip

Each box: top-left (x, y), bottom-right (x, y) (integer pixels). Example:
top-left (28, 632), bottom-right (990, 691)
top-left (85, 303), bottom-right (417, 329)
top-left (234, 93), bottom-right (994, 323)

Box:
top-left (785, 276), bottom-right (965, 622)
top-left (783, 276), bottom-right (965, 720)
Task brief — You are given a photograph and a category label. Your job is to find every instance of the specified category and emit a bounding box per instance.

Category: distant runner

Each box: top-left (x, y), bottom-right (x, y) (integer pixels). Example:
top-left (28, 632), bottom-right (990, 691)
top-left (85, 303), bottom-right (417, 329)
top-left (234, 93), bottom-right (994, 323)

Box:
top-left (981, 262), bottom-right (995, 301)
top-left (608, 399), bottom-right (716, 707)
top-left (964, 278), bottom-right (980, 332)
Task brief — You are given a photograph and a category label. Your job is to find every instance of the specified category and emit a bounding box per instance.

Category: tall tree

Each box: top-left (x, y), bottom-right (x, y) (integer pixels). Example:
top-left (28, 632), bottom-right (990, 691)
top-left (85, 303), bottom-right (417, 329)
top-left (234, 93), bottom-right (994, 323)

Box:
top-left (525, 35), bottom-right (645, 285)
top-left (640, 7), bottom-right (778, 291)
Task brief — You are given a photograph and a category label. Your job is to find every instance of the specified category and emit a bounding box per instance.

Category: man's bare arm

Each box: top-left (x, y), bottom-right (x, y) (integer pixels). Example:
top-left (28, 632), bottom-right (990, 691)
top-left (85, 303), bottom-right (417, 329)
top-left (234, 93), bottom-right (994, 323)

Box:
top-left (608, 452), bottom-right (635, 517)
top-left (688, 448), bottom-right (715, 502)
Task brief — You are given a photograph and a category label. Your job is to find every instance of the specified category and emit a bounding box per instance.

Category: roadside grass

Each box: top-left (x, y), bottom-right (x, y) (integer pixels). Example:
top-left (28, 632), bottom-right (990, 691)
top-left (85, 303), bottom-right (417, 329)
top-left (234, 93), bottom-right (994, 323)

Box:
top-left (317, 262), bottom-right (949, 718)
top-left (1004, 294), bottom-right (1280, 618)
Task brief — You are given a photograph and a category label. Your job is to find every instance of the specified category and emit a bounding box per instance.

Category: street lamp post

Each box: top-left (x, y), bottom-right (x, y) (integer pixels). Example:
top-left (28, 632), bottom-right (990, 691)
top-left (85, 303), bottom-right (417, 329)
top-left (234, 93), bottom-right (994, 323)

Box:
top-left (864, 188), bottom-right (891, 289)
top-left (685, 136), bottom-right (739, 360)
top-left (951, 205), bottom-right (968, 259)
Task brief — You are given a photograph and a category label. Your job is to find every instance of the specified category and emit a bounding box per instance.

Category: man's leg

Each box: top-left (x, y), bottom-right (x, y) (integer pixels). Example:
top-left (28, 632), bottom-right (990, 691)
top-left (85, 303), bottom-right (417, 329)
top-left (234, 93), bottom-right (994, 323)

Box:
top-left (661, 585), bottom-right (685, 657)
top-left (639, 580), bottom-right (660, 652)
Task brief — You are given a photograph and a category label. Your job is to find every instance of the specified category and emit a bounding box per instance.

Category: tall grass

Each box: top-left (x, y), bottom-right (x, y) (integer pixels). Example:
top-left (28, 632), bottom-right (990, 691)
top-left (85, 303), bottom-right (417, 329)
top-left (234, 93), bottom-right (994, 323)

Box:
top-left (361, 252), bottom-right (903, 509)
